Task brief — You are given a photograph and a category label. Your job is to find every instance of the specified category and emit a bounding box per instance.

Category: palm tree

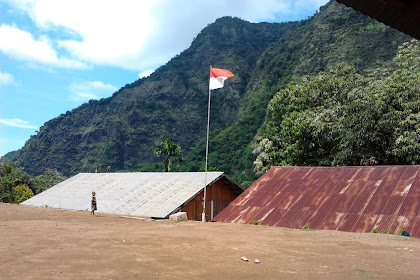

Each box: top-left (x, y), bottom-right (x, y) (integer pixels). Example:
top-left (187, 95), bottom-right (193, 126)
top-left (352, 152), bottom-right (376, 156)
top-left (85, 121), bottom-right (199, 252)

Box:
top-left (154, 138), bottom-right (183, 172)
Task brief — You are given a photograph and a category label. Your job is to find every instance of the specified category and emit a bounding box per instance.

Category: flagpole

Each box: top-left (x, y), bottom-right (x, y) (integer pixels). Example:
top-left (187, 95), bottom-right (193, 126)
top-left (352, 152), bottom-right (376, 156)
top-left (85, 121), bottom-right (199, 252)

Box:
top-left (202, 65), bottom-right (212, 222)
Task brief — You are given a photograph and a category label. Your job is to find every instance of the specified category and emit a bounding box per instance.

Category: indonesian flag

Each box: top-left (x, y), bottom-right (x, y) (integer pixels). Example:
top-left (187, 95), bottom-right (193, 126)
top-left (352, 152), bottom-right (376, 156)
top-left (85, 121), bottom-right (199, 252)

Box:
top-left (209, 68), bottom-right (234, 90)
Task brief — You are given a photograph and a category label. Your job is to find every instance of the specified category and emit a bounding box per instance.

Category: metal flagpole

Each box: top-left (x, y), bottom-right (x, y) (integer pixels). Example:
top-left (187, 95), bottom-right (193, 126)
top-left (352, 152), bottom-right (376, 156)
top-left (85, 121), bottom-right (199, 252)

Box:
top-left (202, 65), bottom-right (212, 222)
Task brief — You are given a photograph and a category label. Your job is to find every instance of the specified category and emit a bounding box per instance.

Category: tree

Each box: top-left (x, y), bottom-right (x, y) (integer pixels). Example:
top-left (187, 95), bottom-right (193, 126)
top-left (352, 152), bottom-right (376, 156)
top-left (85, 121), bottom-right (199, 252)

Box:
top-left (0, 162), bottom-right (33, 202)
top-left (386, 40), bottom-right (420, 163)
top-left (154, 138), bottom-right (183, 172)
top-left (254, 40), bottom-right (420, 172)
top-left (0, 161), bottom-right (66, 202)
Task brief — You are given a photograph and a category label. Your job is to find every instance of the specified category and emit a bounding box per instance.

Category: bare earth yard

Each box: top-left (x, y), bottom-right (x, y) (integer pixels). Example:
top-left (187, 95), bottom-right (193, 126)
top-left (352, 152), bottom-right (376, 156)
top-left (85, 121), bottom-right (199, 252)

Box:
top-left (1, 203), bottom-right (419, 280)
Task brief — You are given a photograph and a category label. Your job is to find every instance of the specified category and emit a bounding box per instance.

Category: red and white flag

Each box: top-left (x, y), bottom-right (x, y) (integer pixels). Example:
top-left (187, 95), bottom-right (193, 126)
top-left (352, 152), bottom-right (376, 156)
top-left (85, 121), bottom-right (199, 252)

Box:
top-left (209, 68), bottom-right (234, 90)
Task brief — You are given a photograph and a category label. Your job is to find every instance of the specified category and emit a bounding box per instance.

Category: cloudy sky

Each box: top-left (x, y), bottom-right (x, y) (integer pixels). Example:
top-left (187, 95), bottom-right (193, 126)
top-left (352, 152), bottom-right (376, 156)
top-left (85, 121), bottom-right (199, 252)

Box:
top-left (0, 0), bottom-right (328, 156)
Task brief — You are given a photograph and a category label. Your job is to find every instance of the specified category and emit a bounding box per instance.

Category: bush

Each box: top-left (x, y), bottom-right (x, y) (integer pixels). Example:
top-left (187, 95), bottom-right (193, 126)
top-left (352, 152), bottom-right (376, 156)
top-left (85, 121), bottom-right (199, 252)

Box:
top-left (11, 184), bottom-right (34, 204)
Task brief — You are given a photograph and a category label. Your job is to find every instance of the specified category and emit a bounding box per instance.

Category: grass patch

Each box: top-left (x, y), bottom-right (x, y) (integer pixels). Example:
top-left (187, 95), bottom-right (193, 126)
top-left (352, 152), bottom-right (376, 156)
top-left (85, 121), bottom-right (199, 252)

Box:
top-left (356, 268), bottom-right (376, 278)
top-left (380, 229), bottom-right (394, 234)
top-left (302, 223), bottom-right (315, 231)
top-left (373, 228), bottom-right (407, 235)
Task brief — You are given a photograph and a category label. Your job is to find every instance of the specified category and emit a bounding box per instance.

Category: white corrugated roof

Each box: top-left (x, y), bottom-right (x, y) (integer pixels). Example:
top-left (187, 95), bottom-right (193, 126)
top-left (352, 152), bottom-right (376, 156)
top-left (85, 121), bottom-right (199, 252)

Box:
top-left (21, 172), bottom-right (226, 218)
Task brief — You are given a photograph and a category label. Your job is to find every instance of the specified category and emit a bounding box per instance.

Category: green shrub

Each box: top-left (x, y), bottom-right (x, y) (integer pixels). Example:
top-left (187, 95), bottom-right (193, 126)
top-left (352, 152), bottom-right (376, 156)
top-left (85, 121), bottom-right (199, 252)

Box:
top-left (11, 184), bottom-right (34, 204)
top-left (302, 223), bottom-right (311, 230)
top-left (380, 229), bottom-right (395, 234)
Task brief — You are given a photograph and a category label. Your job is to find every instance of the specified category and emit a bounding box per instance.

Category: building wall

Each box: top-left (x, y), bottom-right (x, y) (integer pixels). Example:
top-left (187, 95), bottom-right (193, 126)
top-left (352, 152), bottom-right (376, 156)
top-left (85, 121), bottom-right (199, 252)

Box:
top-left (181, 180), bottom-right (237, 221)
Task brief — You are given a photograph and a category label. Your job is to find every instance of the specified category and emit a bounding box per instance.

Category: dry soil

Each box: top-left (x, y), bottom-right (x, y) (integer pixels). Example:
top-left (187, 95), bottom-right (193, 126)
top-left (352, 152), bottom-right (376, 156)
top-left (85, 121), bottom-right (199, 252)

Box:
top-left (1, 203), bottom-right (419, 279)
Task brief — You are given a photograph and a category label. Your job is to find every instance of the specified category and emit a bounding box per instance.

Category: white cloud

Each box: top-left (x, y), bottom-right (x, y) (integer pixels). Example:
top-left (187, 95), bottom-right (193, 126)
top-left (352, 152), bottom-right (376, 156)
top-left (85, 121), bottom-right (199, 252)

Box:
top-left (70, 92), bottom-right (99, 101)
top-left (69, 80), bottom-right (118, 101)
top-left (0, 24), bottom-right (87, 69)
top-left (0, 24), bottom-right (56, 62)
top-left (138, 70), bottom-right (154, 79)
top-left (0, 118), bottom-right (38, 129)
top-left (33, 0), bottom-right (155, 69)
top-left (84, 81), bottom-right (117, 91)
top-left (0, 71), bottom-right (17, 86)
top-left (3, 0), bottom-right (328, 72)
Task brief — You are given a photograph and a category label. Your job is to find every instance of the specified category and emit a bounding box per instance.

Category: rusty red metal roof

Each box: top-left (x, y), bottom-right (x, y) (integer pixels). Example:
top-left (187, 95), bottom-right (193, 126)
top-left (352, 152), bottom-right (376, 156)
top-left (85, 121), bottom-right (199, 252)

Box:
top-left (213, 166), bottom-right (420, 237)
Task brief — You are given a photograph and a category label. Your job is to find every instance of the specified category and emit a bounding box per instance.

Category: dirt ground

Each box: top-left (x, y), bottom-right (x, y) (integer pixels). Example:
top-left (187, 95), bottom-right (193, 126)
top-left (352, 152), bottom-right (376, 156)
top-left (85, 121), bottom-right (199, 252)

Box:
top-left (1, 203), bottom-right (419, 280)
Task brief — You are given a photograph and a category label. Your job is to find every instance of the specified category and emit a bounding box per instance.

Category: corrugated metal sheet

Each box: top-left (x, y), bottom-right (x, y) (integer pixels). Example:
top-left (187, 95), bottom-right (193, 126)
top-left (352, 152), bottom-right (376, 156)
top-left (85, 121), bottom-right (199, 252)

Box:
top-left (213, 166), bottom-right (420, 238)
top-left (21, 172), bottom-right (240, 218)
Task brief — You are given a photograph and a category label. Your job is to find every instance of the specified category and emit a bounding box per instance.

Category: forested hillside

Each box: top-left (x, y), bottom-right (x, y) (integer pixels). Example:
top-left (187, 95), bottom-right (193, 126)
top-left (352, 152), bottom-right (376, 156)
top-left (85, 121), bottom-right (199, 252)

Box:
top-left (255, 41), bottom-right (419, 171)
top-left (14, 1), bottom-right (412, 188)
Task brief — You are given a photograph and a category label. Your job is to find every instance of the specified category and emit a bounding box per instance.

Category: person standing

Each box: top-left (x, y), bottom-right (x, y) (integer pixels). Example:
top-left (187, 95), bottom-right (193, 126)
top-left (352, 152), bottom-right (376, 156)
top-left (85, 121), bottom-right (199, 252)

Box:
top-left (91, 191), bottom-right (97, 215)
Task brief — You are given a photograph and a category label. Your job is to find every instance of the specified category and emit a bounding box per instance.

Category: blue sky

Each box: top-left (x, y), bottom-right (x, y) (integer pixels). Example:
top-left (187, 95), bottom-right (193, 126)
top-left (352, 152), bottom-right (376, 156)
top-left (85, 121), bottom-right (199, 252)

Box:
top-left (0, 0), bottom-right (328, 156)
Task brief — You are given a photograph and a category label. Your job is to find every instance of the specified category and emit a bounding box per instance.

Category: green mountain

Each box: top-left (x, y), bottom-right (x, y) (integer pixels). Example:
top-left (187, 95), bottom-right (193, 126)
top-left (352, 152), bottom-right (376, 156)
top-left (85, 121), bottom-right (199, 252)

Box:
top-left (1, 149), bottom-right (21, 162)
top-left (15, 1), bottom-right (411, 187)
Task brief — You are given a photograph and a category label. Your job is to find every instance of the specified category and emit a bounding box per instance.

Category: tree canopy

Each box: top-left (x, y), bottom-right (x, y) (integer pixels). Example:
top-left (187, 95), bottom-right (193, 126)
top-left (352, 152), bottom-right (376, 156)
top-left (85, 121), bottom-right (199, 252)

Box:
top-left (0, 161), bottom-right (66, 203)
top-left (254, 40), bottom-right (420, 172)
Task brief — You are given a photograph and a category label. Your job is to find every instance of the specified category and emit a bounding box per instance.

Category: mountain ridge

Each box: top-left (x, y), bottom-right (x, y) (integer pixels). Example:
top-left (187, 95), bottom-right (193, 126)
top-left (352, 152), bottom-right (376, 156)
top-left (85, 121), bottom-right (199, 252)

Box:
top-left (14, 1), bottom-right (412, 187)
